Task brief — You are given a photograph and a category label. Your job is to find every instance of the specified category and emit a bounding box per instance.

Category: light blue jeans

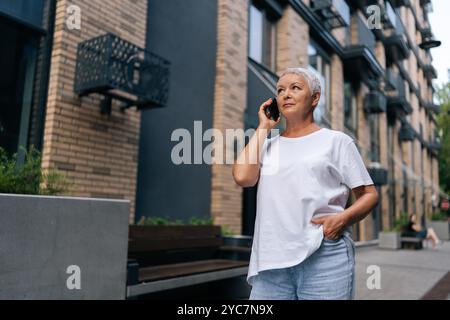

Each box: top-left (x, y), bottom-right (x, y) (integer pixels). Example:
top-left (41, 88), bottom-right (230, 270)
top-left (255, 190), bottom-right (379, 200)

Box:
top-left (249, 235), bottom-right (355, 300)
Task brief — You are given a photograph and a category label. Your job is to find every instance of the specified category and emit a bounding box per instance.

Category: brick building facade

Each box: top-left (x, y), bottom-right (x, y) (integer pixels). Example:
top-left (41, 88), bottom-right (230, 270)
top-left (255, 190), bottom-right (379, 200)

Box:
top-left (0, 0), bottom-right (444, 241)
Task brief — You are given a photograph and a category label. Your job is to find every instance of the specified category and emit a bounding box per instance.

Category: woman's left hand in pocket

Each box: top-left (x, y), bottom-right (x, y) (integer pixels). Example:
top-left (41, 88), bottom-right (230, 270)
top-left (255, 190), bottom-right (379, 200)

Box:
top-left (311, 214), bottom-right (347, 240)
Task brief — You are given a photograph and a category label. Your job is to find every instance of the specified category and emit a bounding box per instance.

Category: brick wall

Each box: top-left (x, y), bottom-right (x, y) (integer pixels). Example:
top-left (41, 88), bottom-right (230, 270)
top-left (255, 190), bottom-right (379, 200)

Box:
top-left (41, 0), bottom-right (148, 223)
top-left (210, 0), bottom-right (249, 234)
top-left (276, 5), bottom-right (309, 73)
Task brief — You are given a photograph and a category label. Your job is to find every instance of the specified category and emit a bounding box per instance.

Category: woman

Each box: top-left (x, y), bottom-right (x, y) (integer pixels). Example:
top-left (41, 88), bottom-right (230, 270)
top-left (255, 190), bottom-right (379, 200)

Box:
top-left (406, 214), bottom-right (442, 248)
top-left (232, 67), bottom-right (379, 300)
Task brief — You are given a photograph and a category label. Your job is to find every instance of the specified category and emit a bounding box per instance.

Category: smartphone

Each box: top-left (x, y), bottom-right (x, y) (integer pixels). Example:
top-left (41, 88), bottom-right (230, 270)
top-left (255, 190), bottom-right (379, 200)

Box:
top-left (264, 97), bottom-right (280, 121)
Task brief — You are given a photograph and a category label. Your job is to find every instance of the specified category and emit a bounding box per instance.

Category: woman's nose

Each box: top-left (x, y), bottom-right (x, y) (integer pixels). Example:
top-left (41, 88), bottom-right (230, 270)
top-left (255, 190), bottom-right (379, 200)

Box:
top-left (283, 90), bottom-right (292, 99)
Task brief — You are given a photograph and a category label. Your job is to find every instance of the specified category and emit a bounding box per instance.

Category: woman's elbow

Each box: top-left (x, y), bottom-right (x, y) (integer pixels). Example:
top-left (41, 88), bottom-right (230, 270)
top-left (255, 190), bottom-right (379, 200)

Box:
top-left (232, 170), bottom-right (258, 188)
top-left (233, 175), bottom-right (258, 188)
top-left (372, 190), bottom-right (380, 208)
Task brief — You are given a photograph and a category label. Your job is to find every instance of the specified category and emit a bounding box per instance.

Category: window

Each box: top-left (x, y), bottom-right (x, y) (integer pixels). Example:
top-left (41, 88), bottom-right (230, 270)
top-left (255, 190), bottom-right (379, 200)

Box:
top-left (248, 3), bottom-right (277, 71)
top-left (369, 114), bottom-right (380, 162)
top-left (308, 43), bottom-right (331, 127)
top-left (0, 18), bottom-right (38, 157)
top-left (344, 82), bottom-right (357, 134)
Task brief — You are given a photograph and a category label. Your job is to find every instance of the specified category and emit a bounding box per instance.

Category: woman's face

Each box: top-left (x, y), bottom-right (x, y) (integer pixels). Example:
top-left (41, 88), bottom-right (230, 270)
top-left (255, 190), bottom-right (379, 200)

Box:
top-left (276, 73), bottom-right (320, 119)
top-left (411, 214), bottom-right (417, 223)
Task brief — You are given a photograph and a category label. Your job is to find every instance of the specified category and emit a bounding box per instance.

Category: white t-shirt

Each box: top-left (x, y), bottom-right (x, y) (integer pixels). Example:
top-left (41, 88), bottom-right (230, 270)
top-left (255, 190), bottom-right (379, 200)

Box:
top-left (247, 127), bottom-right (374, 285)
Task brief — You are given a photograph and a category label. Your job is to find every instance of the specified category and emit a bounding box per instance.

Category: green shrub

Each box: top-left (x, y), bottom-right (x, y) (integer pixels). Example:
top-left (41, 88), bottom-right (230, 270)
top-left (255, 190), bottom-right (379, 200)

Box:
top-left (431, 210), bottom-right (448, 221)
top-left (391, 211), bottom-right (410, 232)
top-left (0, 146), bottom-right (70, 196)
top-left (188, 216), bottom-right (214, 226)
top-left (136, 215), bottom-right (213, 226)
top-left (220, 225), bottom-right (235, 236)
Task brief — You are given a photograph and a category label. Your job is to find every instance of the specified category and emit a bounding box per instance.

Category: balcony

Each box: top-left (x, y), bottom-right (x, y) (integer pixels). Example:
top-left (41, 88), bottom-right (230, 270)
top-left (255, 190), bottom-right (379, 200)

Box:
top-left (381, 0), bottom-right (396, 29)
top-left (346, 0), bottom-right (378, 8)
top-left (74, 33), bottom-right (171, 114)
top-left (364, 90), bottom-right (387, 113)
top-left (390, 0), bottom-right (409, 7)
top-left (343, 15), bottom-right (383, 82)
top-left (428, 137), bottom-right (442, 151)
top-left (425, 102), bottom-right (441, 114)
top-left (423, 64), bottom-right (438, 80)
top-left (310, 0), bottom-right (350, 29)
top-left (383, 14), bottom-right (410, 62)
top-left (384, 68), bottom-right (397, 91)
top-left (386, 71), bottom-right (413, 116)
top-left (367, 164), bottom-right (388, 186)
top-left (399, 123), bottom-right (415, 142)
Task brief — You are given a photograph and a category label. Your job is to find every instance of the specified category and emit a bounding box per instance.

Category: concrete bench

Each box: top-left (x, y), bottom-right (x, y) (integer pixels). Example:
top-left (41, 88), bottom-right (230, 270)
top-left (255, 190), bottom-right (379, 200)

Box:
top-left (401, 237), bottom-right (423, 250)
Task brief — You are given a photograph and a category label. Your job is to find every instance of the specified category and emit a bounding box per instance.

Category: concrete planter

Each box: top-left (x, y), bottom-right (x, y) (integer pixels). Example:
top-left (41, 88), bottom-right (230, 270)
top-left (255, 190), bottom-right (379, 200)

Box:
top-left (222, 235), bottom-right (253, 248)
top-left (427, 220), bottom-right (450, 240)
top-left (379, 231), bottom-right (401, 250)
top-left (0, 193), bottom-right (130, 299)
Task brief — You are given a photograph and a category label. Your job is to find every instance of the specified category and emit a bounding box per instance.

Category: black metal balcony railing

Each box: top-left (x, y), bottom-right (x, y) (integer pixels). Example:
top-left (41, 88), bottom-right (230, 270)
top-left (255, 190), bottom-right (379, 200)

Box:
top-left (419, 27), bottom-right (433, 40)
top-left (425, 102), bottom-right (441, 114)
top-left (386, 70), bottom-right (413, 116)
top-left (346, 0), bottom-right (378, 8)
top-left (74, 33), bottom-right (171, 114)
top-left (428, 137), bottom-right (442, 151)
top-left (385, 68), bottom-right (397, 91)
top-left (342, 14), bottom-right (382, 82)
top-left (364, 90), bottom-right (387, 114)
top-left (381, 0), bottom-right (396, 30)
top-left (390, 0), bottom-right (409, 7)
top-left (356, 13), bottom-right (376, 54)
top-left (423, 64), bottom-right (438, 80)
top-left (383, 14), bottom-right (410, 62)
top-left (367, 166), bottom-right (388, 186)
top-left (399, 124), bottom-right (415, 141)
top-left (310, 0), bottom-right (350, 29)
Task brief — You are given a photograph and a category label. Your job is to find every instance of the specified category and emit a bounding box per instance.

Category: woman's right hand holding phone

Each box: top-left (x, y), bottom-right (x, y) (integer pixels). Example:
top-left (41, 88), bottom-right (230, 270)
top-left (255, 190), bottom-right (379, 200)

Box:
top-left (258, 98), bottom-right (281, 131)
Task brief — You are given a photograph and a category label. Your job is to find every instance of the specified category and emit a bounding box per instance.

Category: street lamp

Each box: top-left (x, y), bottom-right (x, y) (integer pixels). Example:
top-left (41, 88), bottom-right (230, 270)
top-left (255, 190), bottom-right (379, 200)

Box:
top-left (419, 39), bottom-right (441, 50)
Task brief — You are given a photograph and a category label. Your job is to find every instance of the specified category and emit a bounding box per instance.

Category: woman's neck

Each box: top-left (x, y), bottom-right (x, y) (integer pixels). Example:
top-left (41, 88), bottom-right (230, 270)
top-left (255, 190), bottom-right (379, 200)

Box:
top-left (282, 121), bottom-right (320, 137)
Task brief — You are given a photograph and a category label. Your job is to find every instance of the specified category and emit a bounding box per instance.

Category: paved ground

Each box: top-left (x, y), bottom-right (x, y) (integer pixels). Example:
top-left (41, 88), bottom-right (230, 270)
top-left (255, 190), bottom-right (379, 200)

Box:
top-left (354, 241), bottom-right (450, 300)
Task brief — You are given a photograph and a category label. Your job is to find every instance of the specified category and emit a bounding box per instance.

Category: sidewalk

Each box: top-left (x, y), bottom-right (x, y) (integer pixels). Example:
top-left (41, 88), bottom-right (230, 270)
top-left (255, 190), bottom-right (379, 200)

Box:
top-left (355, 241), bottom-right (450, 300)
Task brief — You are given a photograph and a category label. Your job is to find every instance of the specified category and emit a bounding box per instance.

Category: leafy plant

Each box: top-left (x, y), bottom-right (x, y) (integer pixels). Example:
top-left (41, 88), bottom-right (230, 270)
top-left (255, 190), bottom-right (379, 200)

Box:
top-left (220, 225), bottom-right (235, 236)
top-left (436, 81), bottom-right (450, 196)
top-left (0, 146), bottom-right (70, 195)
top-left (136, 215), bottom-right (214, 226)
top-left (431, 210), bottom-right (448, 221)
top-left (188, 216), bottom-right (214, 226)
top-left (390, 211), bottom-right (410, 232)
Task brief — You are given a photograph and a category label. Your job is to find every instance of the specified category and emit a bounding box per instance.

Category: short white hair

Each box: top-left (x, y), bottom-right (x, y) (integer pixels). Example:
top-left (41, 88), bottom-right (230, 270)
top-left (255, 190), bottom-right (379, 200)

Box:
top-left (278, 67), bottom-right (322, 95)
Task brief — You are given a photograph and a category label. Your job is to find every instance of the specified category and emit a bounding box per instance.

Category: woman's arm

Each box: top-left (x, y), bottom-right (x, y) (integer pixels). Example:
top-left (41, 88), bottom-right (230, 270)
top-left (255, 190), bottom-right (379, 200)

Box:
top-left (311, 185), bottom-right (379, 240)
top-left (340, 185), bottom-right (379, 228)
top-left (232, 126), bottom-right (270, 188)
top-left (232, 99), bottom-right (281, 188)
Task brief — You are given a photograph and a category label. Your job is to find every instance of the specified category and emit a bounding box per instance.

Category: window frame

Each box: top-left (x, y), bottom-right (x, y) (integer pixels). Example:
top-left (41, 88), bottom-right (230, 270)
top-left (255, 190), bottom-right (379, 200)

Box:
top-left (248, 2), bottom-right (278, 72)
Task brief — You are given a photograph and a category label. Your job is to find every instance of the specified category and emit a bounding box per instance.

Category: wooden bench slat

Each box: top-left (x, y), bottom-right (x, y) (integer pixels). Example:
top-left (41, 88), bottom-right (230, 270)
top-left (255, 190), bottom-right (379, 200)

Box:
top-left (129, 237), bottom-right (223, 252)
top-left (401, 237), bottom-right (422, 242)
top-left (219, 246), bottom-right (252, 253)
top-left (139, 259), bottom-right (249, 282)
top-left (129, 225), bottom-right (221, 240)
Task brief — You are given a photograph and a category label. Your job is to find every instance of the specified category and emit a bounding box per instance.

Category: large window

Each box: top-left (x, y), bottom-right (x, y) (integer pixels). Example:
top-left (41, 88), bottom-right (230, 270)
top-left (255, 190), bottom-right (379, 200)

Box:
top-left (248, 3), bottom-right (277, 71)
top-left (0, 18), bottom-right (38, 157)
top-left (369, 114), bottom-right (380, 162)
top-left (343, 82), bottom-right (357, 135)
top-left (308, 43), bottom-right (331, 127)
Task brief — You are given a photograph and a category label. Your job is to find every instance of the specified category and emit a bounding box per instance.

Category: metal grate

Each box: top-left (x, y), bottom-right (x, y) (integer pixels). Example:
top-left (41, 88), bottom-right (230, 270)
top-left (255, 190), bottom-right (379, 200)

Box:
top-left (74, 33), bottom-right (170, 113)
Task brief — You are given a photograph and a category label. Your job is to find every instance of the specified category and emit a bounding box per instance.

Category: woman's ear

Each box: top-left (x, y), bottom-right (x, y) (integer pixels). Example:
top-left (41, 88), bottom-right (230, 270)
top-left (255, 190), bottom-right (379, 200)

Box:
top-left (312, 92), bottom-right (321, 108)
